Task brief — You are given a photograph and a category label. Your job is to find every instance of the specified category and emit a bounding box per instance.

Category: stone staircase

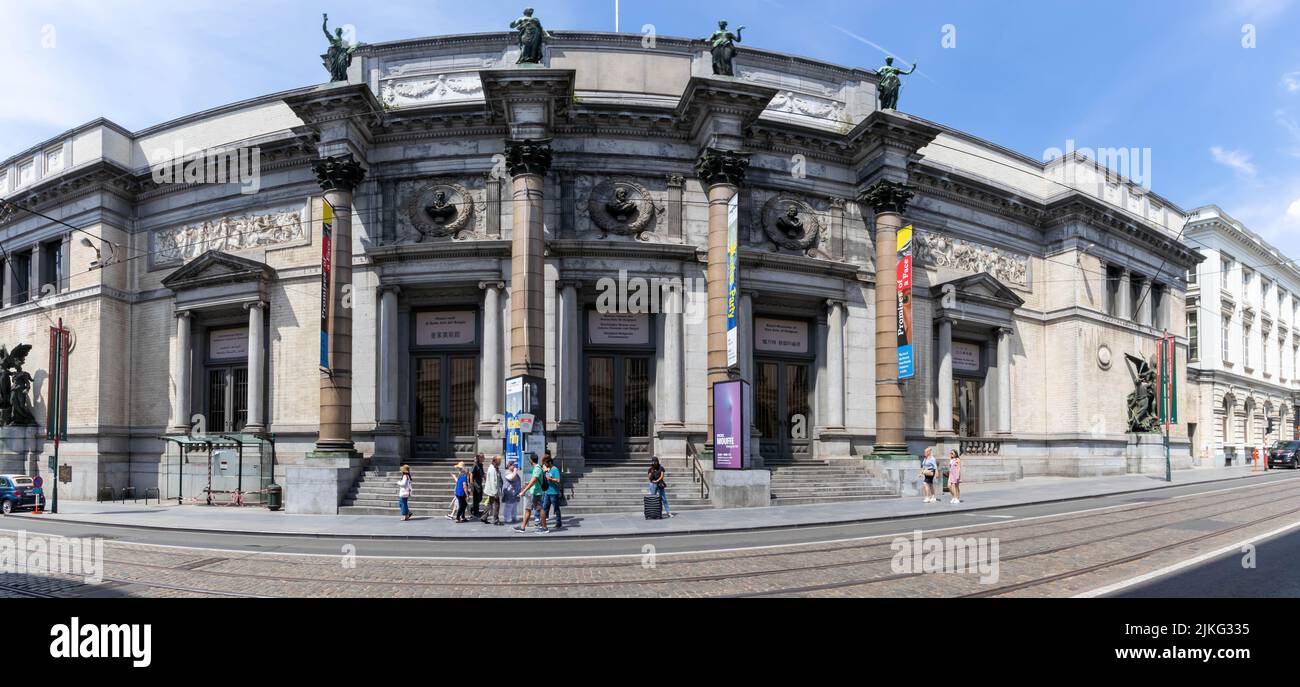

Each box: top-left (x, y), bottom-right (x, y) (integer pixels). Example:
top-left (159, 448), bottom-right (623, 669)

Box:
top-left (339, 456), bottom-right (899, 516)
top-left (339, 458), bottom-right (712, 517)
top-left (765, 459), bottom-right (898, 505)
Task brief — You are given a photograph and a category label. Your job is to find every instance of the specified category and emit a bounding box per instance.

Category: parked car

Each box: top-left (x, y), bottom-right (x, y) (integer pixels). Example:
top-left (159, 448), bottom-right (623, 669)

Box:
top-left (0, 474), bottom-right (39, 514)
top-left (1267, 441), bottom-right (1300, 469)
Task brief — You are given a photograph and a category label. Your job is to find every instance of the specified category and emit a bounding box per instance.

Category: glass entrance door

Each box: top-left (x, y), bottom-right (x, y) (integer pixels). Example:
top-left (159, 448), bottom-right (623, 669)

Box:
top-left (755, 360), bottom-right (812, 462)
top-left (413, 355), bottom-right (478, 459)
top-left (206, 366), bottom-right (248, 433)
top-left (585, 354), bottom-right (652, 462)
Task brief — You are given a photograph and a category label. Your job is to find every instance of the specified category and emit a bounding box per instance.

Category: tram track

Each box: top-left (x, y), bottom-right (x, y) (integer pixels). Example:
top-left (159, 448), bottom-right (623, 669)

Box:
top-left (76, 479), bottom-right (1300, 596)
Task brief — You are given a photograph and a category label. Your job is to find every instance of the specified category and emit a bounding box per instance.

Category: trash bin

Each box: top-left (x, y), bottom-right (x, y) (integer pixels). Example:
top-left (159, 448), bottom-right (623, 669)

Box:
top-left (941, 467), bottom-right (951, 493)
top-left (265, 483), bottom-right (283, 511)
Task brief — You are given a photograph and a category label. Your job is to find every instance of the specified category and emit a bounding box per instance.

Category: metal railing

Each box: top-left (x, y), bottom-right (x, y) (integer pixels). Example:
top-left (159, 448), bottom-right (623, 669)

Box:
top-left (687, 440), bottom-right (710, 500)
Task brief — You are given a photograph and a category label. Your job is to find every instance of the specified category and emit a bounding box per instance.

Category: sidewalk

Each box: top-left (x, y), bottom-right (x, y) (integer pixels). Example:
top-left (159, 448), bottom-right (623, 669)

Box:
top-left (8, 465), bottom-right (1293, 540)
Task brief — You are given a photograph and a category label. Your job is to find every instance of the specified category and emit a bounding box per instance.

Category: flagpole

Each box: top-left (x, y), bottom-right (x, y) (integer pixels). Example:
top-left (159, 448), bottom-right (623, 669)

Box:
top-left (615, 0), bottom-right (620, 32)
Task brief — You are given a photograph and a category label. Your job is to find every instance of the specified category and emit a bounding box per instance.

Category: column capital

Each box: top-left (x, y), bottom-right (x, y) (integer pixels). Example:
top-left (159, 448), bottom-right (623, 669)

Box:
top-left (242, 300), bottom-right (268, 312)
top-left (555, 279), bottom-right (581, 292)
top-left (858, 178), bottom-right (915, 215)
top-left (825, 298), bottom-right (846, 311)
top-left (504, 139), bottom-right (554, 177)
top-left (378, 284), bottom-right (403, 296)
top-left (695, 147), bottom-right (751, 188)
top-left (312, 153), bottom-right (368, 193)
top-left (478, 280), bottom-right (505, 291)
top-left (828, 196), bottom-right (849, 209)
top-left (666, 174), bottom-right (686, 188)
top-left (997, 325), bottom-right (1015, 338)
top-left (175, 310), bottom-right (193, 321)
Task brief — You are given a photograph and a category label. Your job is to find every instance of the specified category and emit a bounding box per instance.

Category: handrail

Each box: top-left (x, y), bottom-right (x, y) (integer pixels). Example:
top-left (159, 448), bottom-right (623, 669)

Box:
top-left (687, 440), bottom-right (710, 500)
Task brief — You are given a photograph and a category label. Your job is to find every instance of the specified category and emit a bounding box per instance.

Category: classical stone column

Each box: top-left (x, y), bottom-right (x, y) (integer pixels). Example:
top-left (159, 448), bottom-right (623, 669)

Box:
top-left (826, 299), bottom-right (846, 429)
top-left (558, 280), bottom-right (581, 424)
top-left (697, 147), bottom-right (750, 418)
top-left (997, 326), bottom-right (1013, 434)
top-left (1134, 275), bottom-right (1153, 326)
top-left (860, 179), bottom-right (914, 456)
top-left (244, 301), bottom-right (267, 433)
top-left (376, 285), bottom-right (401, 428)
top-left (1118, 269), bottom-right (1133, 320)
top-left (479, 281), bottom-right (504, 423)
top-left (663, 281), bottom-right (685, 427)
top-left (506, 139), bottom-right (551, 378)
top-left (168, 311), bottom-right (193, 434)
top-left (312, 153), bottom-right (367, 455)
top-left (937, 317), bottom-right (954, 435)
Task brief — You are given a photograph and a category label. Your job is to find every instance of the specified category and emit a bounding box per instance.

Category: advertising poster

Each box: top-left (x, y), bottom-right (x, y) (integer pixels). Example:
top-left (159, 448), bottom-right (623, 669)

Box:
top-left (713, 379), bottom-right (750, 470)
top-left (726, 194), bottom-right (739, 368)
top-left (319, 199), bottom-right (334, 373)
top-left (896, 224), bottom-right (914, 379)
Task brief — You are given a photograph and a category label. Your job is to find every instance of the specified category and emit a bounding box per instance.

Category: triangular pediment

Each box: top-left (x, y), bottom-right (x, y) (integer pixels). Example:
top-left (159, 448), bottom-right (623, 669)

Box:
top-left (930, 272), bottom-right (1025, 310)
top-left (162, 250), bottom-right (275, 291)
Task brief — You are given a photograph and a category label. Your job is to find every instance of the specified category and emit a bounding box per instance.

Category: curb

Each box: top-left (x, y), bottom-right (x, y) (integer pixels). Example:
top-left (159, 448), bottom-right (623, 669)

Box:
top-left (8, 470), bottom-right (1294, 542)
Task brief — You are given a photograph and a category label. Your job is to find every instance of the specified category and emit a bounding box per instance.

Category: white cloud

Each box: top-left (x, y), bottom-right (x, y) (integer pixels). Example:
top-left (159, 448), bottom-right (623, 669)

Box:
top-left (1288, 197), bottom-right (1300, 224)
top-left (1210, 146), bottom-right (1258, 177)
top-left (1285, 72), bottom-right (1300, 92)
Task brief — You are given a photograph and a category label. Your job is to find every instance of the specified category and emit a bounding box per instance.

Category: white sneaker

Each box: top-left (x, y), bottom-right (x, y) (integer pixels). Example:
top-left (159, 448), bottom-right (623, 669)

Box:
top-left (950, 498), bottom-right (959, 504)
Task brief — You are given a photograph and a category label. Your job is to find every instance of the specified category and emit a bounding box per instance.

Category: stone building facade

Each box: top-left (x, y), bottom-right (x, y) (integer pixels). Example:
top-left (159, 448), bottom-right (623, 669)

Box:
top-left (1183, 205), bottom-right (1300, 466)
top-left (0, 31), bottom-right (1203, 506)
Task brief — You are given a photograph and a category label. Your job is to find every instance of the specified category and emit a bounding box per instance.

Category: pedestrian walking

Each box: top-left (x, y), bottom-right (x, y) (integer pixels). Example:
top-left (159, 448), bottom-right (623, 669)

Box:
top-left (513, 454), bottom-right (549, 533)
top-left (647, 456), bottom-right (672, 518)
top-left (920, 448), bottom-right (938, 503)
top-left (502, 459), bottom-right (521, 524)
top-left (471, 454), bottom-right (486, 517)
top-left (542, 454), bottom-right (563, 530)
top-left (397, 465), bottom-right (413, 521)
top-left (948, 449), bottom-right (962, 504)
top-left (446, 464), bottom-right (461, 520)
top-left (480, 455), bottom-right (503, 525)
top-left (454, 461), bottom-right (470, 522)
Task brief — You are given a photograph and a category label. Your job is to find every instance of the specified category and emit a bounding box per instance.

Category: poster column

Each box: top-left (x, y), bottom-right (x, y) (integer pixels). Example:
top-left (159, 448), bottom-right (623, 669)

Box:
top-left (860, 179), bottom-right (915, 457)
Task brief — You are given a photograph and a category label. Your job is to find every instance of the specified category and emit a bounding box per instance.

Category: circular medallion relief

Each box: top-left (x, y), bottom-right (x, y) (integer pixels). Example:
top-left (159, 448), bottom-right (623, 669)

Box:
top-left (1098, 345), bottom-right (1112, 370)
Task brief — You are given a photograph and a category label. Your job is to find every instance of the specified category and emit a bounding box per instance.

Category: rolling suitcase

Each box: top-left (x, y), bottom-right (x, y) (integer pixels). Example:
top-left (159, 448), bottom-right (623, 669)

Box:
top-left (643, 493), bottom-right (663, 520)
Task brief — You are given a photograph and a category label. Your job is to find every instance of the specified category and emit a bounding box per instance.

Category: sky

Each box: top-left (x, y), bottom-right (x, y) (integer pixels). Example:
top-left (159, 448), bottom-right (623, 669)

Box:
top-left (2, 0), bottom-right (1298, 257)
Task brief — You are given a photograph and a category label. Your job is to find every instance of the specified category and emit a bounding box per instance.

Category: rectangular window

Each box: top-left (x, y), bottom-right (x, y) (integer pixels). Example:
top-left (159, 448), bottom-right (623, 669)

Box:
top-left (39, 239), bottom-right (62, 293)
top-left (1105, 266), bottom-right (1122, 316)
top-left (1188, 312), bottom-right (1199, 361)
top-left (1244, 327), bottom-right (1251, 368)
top-left (1223, 318), bottom-right (1232, 363)
top-left (11, 251), bottom-right (31, 304)
top-left (1187, 268), bottom-right (1197, 285)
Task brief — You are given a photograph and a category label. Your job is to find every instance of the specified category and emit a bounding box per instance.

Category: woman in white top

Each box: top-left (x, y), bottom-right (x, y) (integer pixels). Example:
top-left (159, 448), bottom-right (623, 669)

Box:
top-left (397, 465), bottom-right (413, 521)
top-left (480, 455), bottom-right (504, 525)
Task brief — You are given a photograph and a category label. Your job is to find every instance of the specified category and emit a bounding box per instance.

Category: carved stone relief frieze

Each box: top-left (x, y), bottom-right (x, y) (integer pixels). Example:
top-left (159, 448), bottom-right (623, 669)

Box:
top-left (581, 177), bottom-right (665, 241)
top-left (398, 180), bottom-right (480, 243)
top-left (152, 206), bottom-right (307, 266)
top-left (913, 230), bottom-right (1029, 287)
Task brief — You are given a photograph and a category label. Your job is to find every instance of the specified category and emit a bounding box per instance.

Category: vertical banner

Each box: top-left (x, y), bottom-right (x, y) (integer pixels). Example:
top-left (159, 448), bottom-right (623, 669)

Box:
top-left (1158, 332), bottom-right (1178, 429)
top-left (712, 379), bottom-right (749, 470)
top-left (726, 194), bottom-right (740, 368)
top-left (319, 199), bottom-right (335, 373)
top-left (504, 376), bottom-right (524, 466)
top-left (46, 322), bottom-right (69, 442)
top-left (896, 224), bottom-right (915, 379)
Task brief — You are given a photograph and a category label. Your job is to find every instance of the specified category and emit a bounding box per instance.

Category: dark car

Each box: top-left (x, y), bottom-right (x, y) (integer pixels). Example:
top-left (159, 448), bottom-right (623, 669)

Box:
top-left (1267, 441), bottom-right (1300, 469)
top-left (0, 475), bottom-right (39, 514)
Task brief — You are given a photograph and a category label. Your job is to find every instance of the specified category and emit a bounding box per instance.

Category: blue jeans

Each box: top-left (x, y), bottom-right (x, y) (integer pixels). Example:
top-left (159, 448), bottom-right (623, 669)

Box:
top-left (398, 496), bottom-right (410, 517)
top-left (649, 483), bottom-right (669, 515)
top-left (542, 492), bottom-right (563, 528)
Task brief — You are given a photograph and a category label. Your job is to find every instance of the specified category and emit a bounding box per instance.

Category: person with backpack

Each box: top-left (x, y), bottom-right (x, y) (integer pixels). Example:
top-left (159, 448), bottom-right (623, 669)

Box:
top-left (920, 448), bottom-right (938, 503)
top-left (502, 459), bottom-right (521, 524)
top-left (647, 456), bottom-right (671, 518)
top-left (542, 454), bottom-right (564, 530)
top-left (470, 454), bottom-right (486, 517)
top-left (480, 455), bottom-right (503, 525)
top-left (948, 448), bottom-right (963, 504)
top-left (453, 461), bottom-right (470, 523)
top-left (513, 454), bottom-right (549, 533)
top-left (397, 465), bottom-right (413, 521)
